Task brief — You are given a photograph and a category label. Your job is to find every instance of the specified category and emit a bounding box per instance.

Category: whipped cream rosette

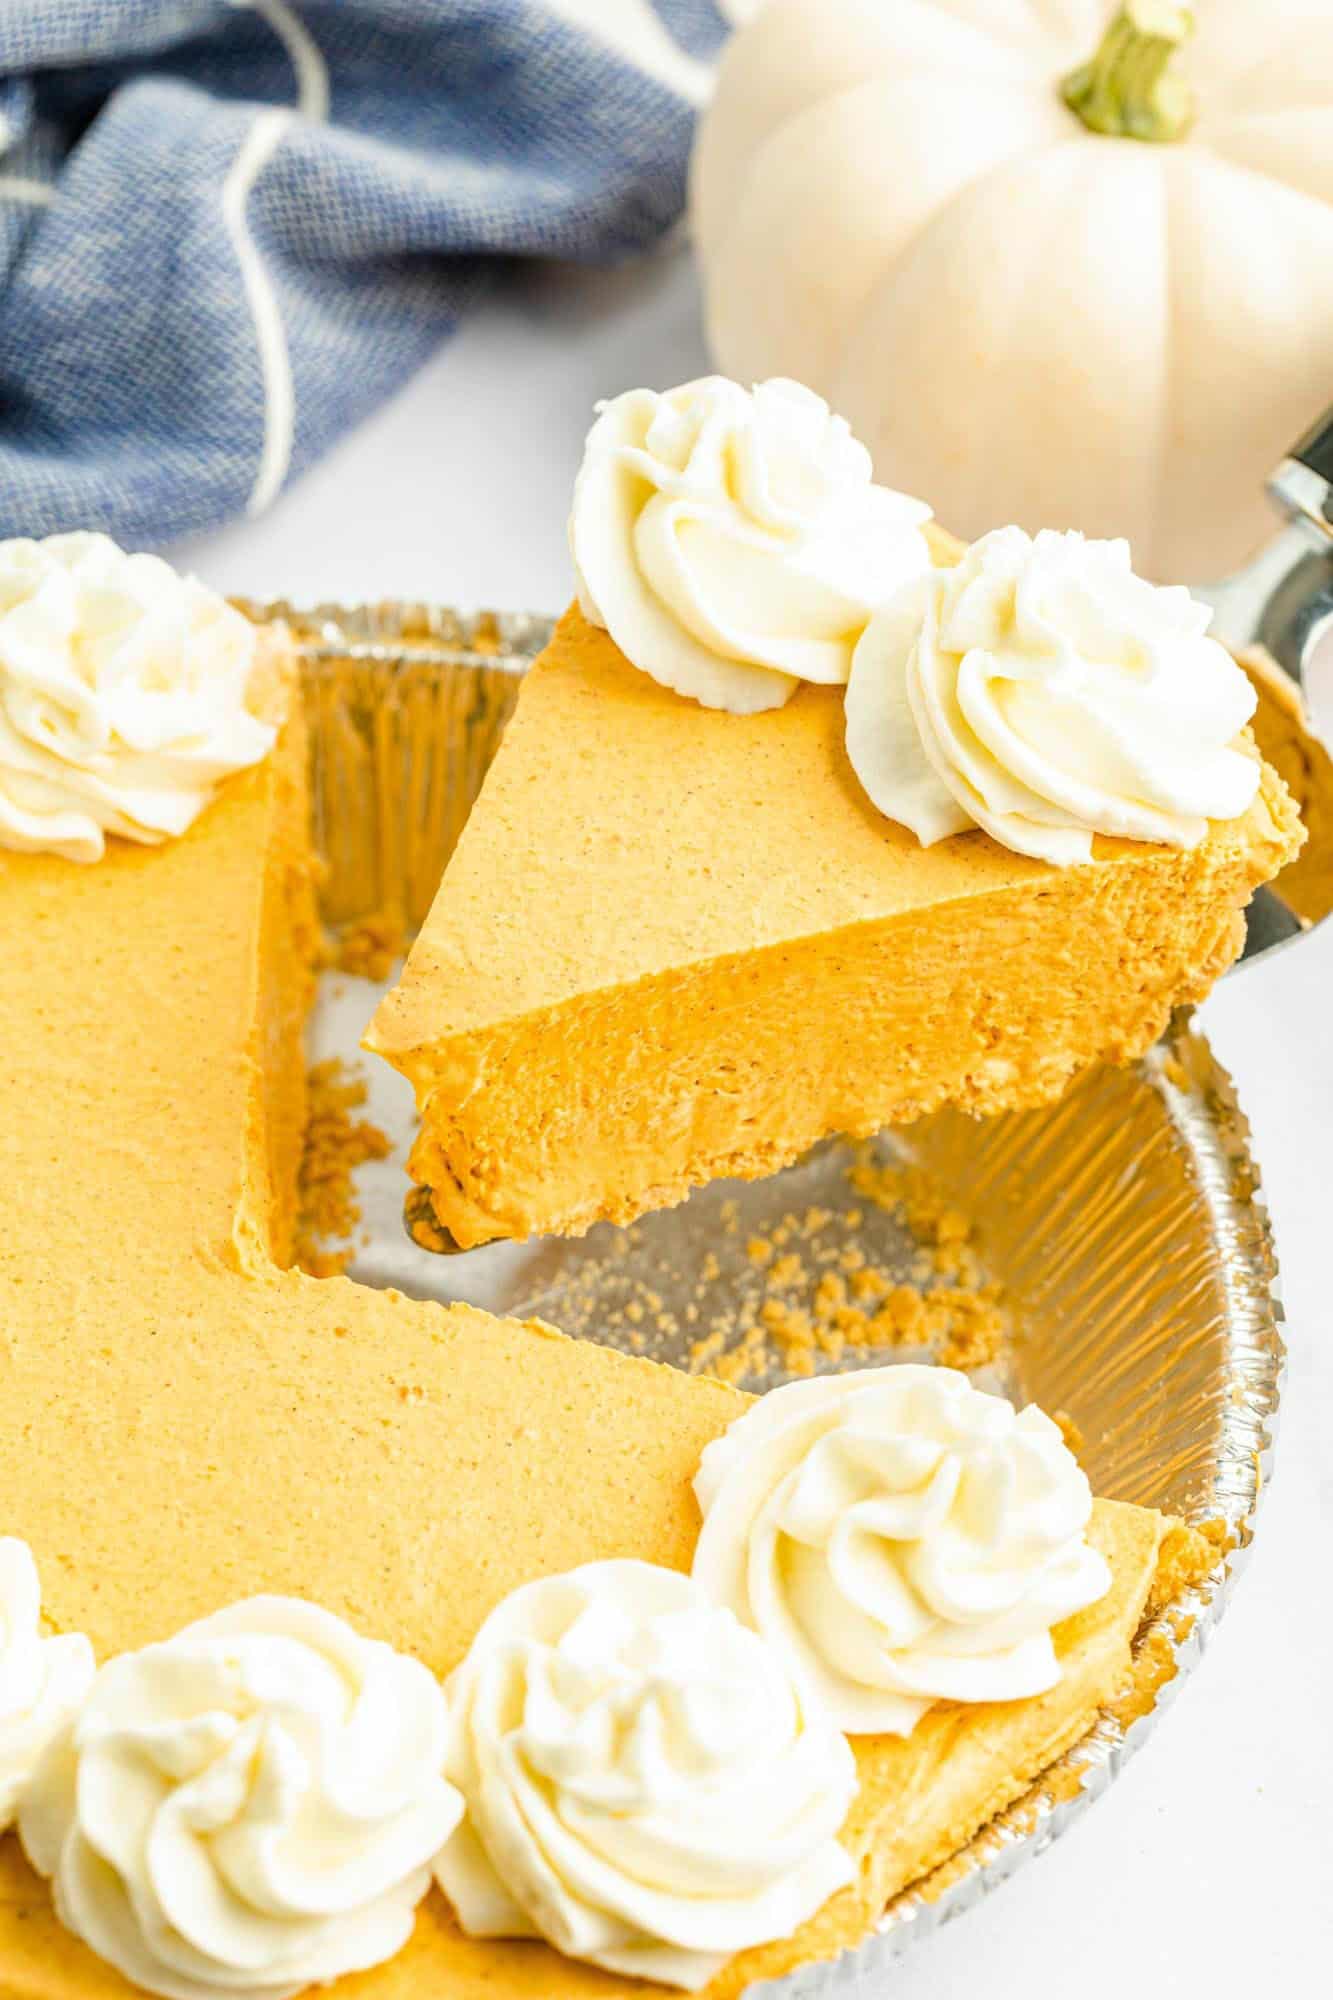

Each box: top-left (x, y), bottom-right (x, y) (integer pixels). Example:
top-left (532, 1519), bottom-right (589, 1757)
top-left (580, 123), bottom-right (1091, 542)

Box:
top-left (19, 1595), bottom-right (460, 2000)
top-left (693, 1367), bottom-right (1111, 1737)
top-left (0, 532), bottom-right (275, 863)
top-left (846, 525), bottom-right (1260, 864)
top-left (0, 1539), bottom-right (94, 1831)
top-left (570, 375), bottom-right (932, 713)
top-left (435, 1558), bottom-right (857, 1991)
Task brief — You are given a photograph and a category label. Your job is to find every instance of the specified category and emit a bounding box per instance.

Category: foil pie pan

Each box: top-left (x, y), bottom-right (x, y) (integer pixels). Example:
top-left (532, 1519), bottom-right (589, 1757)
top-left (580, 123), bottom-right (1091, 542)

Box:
top-left (247, 598), bottom-right (1298, 1991)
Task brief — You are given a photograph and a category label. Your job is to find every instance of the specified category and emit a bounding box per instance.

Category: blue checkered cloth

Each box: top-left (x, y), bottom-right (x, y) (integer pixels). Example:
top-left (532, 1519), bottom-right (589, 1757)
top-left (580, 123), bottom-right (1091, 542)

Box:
top-left (0, 1), bottom-right (728, 545)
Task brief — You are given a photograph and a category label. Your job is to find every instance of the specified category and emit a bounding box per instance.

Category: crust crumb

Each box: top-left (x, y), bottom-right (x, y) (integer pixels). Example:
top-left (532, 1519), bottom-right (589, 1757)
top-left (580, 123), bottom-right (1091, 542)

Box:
top-left (689, 1151), bottom-right (1009, 1388)
top-left (1099, 1518), bottom-right (1233, 1736)
top-left (329, 910), bottom-right (408, 982)
top-left (847, 1151), bottom-right (983, 1284)
top-left (933, 1289), bottom-right (1006, 1371)
top-left (1146, 1517), bottom-right (1233, 1617)
top-left (1103, 1625), bottom-right (1182, 1736)
top-left (295, 1058), bottom-right (391, 1278)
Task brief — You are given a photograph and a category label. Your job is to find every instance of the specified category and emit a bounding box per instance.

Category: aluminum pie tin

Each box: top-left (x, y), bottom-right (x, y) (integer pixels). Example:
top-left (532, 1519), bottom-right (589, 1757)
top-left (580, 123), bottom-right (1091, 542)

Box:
top-left (247, 598), bottom-right (1297, 1991)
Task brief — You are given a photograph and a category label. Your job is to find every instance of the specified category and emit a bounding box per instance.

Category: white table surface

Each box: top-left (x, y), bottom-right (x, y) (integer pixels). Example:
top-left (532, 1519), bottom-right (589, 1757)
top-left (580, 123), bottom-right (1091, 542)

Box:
top-left (172, 247), bottom-right (1333, 2000)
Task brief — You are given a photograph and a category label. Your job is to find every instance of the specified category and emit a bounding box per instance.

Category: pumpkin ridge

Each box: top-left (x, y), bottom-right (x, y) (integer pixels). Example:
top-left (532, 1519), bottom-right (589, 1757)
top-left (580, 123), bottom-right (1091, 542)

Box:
top-left (1197, 118), bottom-right (1333, 211)
top-left (1147, 153), bottom-right (1178, 578)
top-left (912, 0), bottom-right (1060, 64)
top-left (829, 127), bottom-right (1097, 394)
top-left (693, 0), bottom-right (1049, 265)
top-left (712, 73), bottom-right (1068, 391)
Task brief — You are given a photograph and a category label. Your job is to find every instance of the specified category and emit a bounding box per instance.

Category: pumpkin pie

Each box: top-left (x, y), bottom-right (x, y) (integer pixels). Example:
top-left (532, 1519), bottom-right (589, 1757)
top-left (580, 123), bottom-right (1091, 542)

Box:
top-left (366, 589), bottom-right (1302, 1250)
top-left (1, 609), bottom-right (1183, 1998)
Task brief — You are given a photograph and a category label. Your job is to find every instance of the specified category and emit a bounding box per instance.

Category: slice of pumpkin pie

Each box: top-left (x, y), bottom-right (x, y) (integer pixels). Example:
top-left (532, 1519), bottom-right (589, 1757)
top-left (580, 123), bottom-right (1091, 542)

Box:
top-left (367, 377), bottom-right (1302, 1249)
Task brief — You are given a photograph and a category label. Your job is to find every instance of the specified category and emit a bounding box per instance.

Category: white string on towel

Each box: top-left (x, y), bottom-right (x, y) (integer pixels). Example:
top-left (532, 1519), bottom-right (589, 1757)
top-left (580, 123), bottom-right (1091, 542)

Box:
top-left (225, 0), bottom-right (331, 517)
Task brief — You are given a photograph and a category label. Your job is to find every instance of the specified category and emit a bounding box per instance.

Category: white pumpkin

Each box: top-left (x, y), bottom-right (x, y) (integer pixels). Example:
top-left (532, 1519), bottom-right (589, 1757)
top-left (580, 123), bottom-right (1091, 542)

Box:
top-left (692, 0), bottom-right (1333, 582)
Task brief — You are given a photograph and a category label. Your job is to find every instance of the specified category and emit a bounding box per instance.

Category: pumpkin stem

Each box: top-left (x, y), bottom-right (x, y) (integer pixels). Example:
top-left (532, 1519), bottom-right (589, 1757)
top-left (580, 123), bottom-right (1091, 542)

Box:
top-left (1061, 2), bottom-right (1196, 143)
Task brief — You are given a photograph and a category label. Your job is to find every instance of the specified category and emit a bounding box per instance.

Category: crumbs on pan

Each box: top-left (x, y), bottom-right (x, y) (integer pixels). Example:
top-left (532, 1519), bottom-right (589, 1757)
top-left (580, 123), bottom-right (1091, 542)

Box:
top-left (326, 908), bottom-right (409, 983)
top-left (522, 1141), bottom-right (1012, 1391)
top-left (686, 1145), bottom-right (1007, 1386)
top-left (294, 1057), bottom-right (391, 1279)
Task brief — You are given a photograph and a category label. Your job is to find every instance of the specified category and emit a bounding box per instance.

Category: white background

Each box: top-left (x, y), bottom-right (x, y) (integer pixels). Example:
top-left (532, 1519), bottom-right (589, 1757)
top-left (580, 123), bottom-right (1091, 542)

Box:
top-left (174, 249), bottom-right (1333, 2000)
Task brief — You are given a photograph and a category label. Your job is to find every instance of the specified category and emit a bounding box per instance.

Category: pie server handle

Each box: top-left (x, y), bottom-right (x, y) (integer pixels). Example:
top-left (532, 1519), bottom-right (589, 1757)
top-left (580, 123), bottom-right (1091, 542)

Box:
top-left (1211, 409), bottom-right (1333, 964)
top-left (1258, 410), bottom-right (1333, 692)
top-left (1270, 408), bottom-right (1333, 550)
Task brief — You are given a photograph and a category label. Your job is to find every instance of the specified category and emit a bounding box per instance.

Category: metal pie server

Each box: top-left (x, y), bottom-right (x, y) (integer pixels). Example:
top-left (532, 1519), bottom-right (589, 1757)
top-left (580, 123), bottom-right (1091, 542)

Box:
top-left (1202, 407), bottom-right (1333, 963)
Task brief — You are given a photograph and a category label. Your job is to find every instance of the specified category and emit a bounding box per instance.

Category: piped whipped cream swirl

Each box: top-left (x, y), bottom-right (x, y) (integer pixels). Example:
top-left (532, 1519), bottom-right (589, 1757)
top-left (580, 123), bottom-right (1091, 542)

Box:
top-left (0, 1539), bottom-right (94, 1830)
top-left (693, 1368), bottom-right (1111, 1737)
top-left (435, 1559), bottom-right (856, 1991)
top-left (570, 376), bottom-right (933, 713)
top-left (19, 1596), bottom-right (461, 2000)
top-left (845, 526), bottom-right (1260, 864)
top-left (0, 532), bottom-right (274, 863)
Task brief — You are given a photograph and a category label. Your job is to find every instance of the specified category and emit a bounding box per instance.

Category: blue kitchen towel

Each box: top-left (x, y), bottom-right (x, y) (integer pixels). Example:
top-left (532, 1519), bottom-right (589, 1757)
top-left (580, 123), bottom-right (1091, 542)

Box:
top-left (0, 1), bottom-right (730, 546)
